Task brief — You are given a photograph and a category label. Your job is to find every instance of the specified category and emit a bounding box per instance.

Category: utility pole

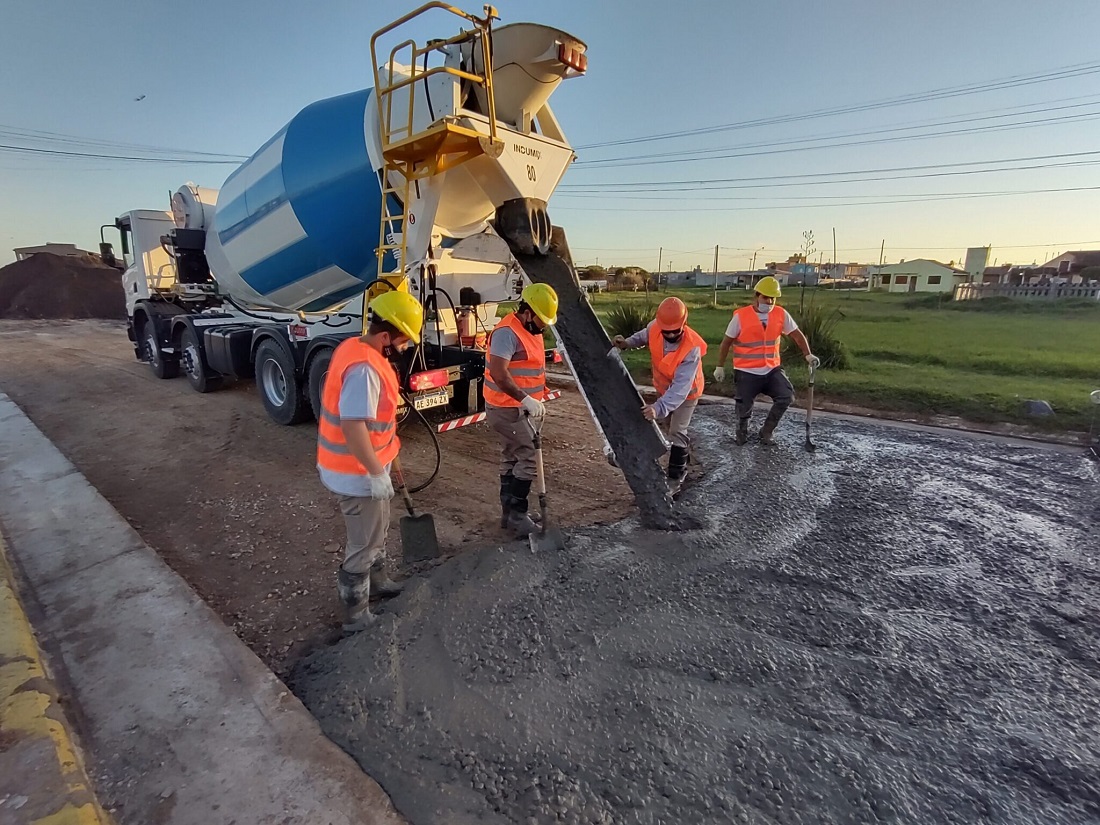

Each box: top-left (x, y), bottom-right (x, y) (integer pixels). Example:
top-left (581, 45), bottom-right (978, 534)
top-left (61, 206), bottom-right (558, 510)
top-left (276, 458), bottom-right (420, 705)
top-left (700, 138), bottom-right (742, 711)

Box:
top-left (712, 244), bottom-right (720, 306)
top-left (875, 239), bottom-right (885, 291)
top-left (657, 247), bottom-right (663, 291)
top-left (832, 227), bottom-right (838, 285)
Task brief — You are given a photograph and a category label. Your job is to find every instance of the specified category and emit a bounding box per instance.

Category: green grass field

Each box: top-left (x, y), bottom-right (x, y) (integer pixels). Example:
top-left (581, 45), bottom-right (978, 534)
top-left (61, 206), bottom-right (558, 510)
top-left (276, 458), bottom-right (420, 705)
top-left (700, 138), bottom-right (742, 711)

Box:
top-left (586, 287), bottom-right (1100, 432)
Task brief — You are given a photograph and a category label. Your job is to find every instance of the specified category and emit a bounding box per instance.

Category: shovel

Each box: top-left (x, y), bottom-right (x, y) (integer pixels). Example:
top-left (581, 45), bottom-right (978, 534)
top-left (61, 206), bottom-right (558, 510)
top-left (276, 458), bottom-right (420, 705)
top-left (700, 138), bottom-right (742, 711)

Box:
top-left (804, 363), bottom-right (817, 453)
top-left (523, 413), bottom-right (566, 553)
top-left (391, 455), bottom-right (440, 562)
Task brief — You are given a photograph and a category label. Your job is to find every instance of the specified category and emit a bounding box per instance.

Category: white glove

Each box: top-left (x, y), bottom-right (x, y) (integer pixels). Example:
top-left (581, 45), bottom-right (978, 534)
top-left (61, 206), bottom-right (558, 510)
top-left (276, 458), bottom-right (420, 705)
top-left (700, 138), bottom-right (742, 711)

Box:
top-left (712, 366), bottom-right (726, 383)
top-left (520, 394), bottom-right (546, 419)
top-left (805, 354), bottom-right (821, 369)
top-left (366, 473), bottom-right (395, 500)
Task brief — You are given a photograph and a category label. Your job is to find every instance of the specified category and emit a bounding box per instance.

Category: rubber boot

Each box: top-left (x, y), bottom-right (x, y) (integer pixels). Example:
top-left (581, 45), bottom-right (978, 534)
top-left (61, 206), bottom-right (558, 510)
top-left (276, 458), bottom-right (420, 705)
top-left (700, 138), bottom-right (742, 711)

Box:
top-left (735, 418), bottom-right (749, 446)
top-left (499, 473), bottom-right (515, 529)
top-left (506, 477), bottom-right (538, 537)
top-left (667, 445), bottom-right (689, 496)
top-left (336, 567), bottom-right (375, 633)
top-left (369, 560), bottom-right (404, 598)
top-left (759, 408), bottom-right (785, 446)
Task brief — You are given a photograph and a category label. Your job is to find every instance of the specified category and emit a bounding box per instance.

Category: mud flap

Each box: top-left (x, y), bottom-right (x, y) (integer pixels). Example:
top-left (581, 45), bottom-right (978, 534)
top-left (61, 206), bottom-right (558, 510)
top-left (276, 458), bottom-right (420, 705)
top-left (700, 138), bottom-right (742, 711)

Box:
top-left (507, 227), bottom-right (683, 530)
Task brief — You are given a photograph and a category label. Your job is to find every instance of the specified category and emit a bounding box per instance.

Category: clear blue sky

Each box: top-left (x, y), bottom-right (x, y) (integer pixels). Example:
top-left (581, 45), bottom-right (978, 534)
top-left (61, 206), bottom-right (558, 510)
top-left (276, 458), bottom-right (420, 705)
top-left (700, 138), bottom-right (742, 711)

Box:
top-left (3, 0), bottom-right (1100, 271)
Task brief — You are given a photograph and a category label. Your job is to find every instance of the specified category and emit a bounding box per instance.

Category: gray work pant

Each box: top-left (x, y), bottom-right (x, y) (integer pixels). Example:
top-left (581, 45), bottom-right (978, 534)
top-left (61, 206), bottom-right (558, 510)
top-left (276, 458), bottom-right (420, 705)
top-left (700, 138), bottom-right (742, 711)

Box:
top-left (486, 405), bottom-right (537, 481)
top-left (658, 397), bottom-right (698, 450)
top-left (734, 368), bottom-right (794, 421)
top-left (338, 494), bottom-right (390, 574)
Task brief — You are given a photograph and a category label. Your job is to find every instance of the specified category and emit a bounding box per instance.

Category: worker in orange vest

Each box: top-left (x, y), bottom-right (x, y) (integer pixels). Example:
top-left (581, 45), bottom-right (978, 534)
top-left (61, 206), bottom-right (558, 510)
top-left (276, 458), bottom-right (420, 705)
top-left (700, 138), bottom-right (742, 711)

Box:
top-left (613, 296), bottom-right (707, 495)
top-left (712, 276), bottom-right (819, 446)
top-left (316, 291), bottom-right (424, 633)
top-left (484, 283), bottom-right (559, 536)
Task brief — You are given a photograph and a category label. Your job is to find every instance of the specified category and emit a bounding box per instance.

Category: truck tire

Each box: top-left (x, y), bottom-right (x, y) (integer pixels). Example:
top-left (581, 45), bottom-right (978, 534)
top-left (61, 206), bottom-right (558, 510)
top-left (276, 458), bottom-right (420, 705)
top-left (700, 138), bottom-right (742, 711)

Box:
top-left (255, 339), bottom-right (309, 425)
top-left (143, 321), bottom-right (179, 380)
top-left (180, 326), bottom-right (223, 394)
top-left (307, 348), bottom-right (333, 421)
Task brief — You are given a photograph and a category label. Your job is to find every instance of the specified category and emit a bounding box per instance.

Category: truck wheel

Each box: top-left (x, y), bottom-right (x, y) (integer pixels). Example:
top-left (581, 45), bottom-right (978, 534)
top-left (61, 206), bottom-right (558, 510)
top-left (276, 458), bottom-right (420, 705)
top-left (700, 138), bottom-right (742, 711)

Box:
top-left (180, 326), bottom-right (223, 393)
top-left (307, 348), bottom-right (333, 421)
top-left (143, 322), bottom-right (179, 379)
top-left (255, 340), bottom-right (309, 425)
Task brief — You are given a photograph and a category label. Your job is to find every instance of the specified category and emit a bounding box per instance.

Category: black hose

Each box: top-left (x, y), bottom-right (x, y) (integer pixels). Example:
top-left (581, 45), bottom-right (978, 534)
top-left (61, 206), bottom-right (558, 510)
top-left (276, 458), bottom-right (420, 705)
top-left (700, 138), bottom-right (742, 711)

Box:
top-left (399, 392), bottom-right (442, 494)
top-left (434, 285), bottom-right (463, 352)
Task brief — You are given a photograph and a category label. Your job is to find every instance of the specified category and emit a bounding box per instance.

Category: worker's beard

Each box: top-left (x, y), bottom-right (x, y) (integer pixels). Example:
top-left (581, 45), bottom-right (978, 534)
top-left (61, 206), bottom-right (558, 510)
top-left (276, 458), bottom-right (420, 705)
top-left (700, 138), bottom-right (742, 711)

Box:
top-left (522, 317), bottom-right (543, 336)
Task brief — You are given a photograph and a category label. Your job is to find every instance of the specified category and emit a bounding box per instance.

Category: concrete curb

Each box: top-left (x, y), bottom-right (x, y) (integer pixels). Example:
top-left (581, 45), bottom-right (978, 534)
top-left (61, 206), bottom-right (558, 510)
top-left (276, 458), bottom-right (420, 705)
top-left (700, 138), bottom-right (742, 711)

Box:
top-left (0, 393), bottom-right (405, 825)
top-left (0, 533), bottom-right (112, 825)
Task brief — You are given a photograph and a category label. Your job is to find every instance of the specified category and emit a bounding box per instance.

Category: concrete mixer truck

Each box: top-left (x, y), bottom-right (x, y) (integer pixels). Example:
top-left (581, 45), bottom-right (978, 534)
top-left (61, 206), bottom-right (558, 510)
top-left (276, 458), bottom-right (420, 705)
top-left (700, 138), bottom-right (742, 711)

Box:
top-left (103, 3), bottom-right (584, 427)
top-left (103, 3), bottom-right (677, 524)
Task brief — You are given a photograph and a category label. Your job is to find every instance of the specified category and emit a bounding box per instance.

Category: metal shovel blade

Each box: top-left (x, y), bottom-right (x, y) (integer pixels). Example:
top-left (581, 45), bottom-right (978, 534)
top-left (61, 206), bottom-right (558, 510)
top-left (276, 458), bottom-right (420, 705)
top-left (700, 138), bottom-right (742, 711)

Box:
top-left (528, 524), bottom-right (566, 554)
top-left (400, 512), bottom-right (440, 562)
top-left (392, 455), bottom-right (441, 562)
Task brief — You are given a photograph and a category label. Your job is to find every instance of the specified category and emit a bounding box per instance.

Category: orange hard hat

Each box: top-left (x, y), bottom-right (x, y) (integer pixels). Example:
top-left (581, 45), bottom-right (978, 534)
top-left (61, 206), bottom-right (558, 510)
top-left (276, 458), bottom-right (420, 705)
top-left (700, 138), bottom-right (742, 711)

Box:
top-left (655, 297), bottom-right (688, 331)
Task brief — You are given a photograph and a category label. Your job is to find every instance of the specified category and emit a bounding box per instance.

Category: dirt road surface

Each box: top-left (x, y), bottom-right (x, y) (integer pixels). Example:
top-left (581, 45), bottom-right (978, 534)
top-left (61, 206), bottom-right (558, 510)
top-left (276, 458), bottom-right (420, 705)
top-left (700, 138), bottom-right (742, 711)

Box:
top-left (0, 320), bottom-right (633, 674)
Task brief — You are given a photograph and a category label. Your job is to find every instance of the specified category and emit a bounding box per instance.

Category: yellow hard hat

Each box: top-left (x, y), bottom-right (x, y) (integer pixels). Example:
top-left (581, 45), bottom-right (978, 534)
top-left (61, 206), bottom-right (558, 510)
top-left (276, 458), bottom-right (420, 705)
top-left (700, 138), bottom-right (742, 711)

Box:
top-left (754, 276), bottom-right (782, 299)
top-left (522, 282), bottom-right (558, 325)
top-left (369, 290), bottom-right (423, 344)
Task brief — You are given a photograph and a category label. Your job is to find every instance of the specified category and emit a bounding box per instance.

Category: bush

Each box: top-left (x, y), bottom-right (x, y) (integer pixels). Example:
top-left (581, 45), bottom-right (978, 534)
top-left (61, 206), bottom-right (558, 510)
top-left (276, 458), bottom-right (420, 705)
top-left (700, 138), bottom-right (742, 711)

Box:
top-left (782, 298), bottom-right (851, 370)
top-left (604, 302), bottom-right (653, 338)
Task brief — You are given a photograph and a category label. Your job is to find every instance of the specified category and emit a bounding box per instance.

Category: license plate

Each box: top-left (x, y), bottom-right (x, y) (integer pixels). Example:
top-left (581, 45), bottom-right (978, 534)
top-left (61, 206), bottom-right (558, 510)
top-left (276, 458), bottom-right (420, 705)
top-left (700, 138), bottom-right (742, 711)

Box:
top-left (413, 389), bottom-right (449, 411)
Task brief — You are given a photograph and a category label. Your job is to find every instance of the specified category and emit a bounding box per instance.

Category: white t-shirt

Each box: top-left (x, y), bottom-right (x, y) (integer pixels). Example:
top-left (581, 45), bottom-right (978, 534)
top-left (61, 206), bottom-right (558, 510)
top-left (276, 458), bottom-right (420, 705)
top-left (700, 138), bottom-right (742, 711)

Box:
top-left (317, 362), bottom-right (389, 497)
top-left (725, 308), bottom-right (798, 375)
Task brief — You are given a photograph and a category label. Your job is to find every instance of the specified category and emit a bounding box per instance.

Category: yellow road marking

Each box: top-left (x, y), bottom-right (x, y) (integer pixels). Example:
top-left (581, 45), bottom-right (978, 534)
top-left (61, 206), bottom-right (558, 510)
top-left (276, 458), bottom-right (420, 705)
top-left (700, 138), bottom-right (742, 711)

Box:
top-left (0, 534), bottom-right (112, 825)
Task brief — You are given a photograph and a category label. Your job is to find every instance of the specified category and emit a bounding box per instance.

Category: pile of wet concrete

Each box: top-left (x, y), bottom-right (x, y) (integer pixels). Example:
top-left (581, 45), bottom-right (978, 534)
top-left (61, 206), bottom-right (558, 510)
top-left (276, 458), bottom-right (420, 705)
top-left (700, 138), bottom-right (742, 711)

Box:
top-left (0, 253), bottom-right (125, 319)
top-left (292, 408), bottom-right (1100, 824)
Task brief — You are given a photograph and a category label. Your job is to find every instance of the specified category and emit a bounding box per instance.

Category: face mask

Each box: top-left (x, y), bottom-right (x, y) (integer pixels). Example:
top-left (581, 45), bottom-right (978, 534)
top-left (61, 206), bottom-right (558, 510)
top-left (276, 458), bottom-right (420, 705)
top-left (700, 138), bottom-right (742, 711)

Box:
top-left (757, 301), bottom-right (774, 314)
top-left (382, 336), bottom-right (410, 359)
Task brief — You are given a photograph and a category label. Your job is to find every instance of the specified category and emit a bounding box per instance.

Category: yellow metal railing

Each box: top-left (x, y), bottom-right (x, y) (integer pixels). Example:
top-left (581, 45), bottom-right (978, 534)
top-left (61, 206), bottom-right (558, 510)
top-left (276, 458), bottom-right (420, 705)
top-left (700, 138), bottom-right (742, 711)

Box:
top-left (368, 3), bottom-right (502, 299)
top-left (369, 3), bottom-right (500, 165)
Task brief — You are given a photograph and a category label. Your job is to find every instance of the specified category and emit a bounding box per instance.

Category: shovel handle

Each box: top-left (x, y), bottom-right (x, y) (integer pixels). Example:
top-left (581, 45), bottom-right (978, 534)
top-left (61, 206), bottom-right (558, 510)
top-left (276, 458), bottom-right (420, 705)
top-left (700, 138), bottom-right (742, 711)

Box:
top-left (390, 455), bottom-right (417, 517)
top-left (523, 412), bottom-right (548, 498)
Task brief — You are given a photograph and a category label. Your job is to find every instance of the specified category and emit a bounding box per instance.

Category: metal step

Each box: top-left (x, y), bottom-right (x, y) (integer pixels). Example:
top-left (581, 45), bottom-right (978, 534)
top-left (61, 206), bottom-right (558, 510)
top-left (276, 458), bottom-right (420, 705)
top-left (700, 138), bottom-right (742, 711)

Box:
top-left (509, 227), bottom-right (685, 530)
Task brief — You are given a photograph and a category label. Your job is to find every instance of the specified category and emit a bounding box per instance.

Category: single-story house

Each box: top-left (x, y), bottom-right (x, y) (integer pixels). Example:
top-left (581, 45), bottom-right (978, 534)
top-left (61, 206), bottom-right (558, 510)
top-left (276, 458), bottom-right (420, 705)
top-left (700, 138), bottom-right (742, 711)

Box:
top-left (874, 259), bottom-right (968, 294)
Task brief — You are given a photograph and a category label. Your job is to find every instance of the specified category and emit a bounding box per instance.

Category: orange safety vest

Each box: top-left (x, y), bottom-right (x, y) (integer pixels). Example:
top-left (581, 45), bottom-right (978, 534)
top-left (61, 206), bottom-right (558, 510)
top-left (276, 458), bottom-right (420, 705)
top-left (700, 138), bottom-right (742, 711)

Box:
top-left (317, 338), bottom-right (401, 475)
top-left (648, 323), bottom-right (707, 402)
top-left (731, 305), bottom-right (787, 371)
top-left (483, 312), bottom-right (547, 408)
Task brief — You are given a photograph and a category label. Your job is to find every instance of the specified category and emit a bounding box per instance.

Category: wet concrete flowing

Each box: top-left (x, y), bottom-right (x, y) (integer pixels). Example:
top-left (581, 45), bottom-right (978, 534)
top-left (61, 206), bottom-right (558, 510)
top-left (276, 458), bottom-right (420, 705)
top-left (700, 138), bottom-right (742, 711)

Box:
top-left (292, 408), bottom-right (1100, 824)
top-left (511, 231), bottom-right (681, 530)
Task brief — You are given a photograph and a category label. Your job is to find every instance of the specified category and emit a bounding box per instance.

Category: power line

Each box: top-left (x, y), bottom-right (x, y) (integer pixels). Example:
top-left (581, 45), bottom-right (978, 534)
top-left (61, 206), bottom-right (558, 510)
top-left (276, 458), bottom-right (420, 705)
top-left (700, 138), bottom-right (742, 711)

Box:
top-left (552, 185), bottom-right (1100, 213)
top-left (573, 109), bottom-right (1100, 171)
top-left (575, 98), bottom-right (1100, 169)
top-left (577, 59), bottom-right (1100, 150)
top-left (0, 124), bottom-right (247, 161)
top-left (0, 143), bottom-right (243, 164)
top-left (559, 150), bottom-right (1100, 193)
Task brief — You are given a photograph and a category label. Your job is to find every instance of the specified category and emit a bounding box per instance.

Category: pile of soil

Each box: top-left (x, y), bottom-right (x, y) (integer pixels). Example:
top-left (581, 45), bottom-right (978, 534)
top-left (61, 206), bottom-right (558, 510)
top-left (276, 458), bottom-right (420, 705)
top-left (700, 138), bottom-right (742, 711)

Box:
top-left (0, 253), bottom-right (126, 319)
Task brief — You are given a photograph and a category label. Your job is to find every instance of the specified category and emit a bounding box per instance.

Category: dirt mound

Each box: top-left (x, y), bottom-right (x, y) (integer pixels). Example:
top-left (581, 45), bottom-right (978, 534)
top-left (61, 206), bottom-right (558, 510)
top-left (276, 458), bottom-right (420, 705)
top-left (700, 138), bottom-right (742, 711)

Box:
top-left (0, 253), bottom-right (126, 319)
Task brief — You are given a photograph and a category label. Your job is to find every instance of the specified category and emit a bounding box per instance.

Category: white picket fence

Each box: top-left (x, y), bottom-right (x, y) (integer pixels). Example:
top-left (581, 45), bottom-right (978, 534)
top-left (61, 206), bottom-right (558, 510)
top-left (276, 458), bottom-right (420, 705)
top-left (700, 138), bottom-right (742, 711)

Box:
top-left (954, 282), bottom-right (1100, 301)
